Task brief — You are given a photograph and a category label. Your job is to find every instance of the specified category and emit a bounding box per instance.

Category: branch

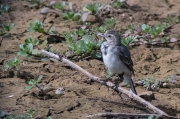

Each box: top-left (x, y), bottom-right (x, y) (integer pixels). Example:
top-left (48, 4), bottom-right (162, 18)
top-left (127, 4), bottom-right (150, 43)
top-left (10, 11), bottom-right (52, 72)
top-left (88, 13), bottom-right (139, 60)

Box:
top-left (86, 112), bottom-right (160, 118)
top-left (41, 49), bottom-right (169, 117)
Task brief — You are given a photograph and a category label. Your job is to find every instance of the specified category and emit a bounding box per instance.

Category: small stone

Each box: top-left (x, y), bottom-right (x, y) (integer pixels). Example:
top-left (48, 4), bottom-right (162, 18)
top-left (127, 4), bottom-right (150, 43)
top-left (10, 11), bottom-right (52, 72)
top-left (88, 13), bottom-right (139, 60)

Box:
top-left (55, 87), bottom-right (64, 95)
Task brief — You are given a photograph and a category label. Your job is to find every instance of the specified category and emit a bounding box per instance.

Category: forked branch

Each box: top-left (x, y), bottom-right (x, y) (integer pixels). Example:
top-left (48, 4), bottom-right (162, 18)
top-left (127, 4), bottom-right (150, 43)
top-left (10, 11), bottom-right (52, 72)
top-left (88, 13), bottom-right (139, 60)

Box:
top-left (41, 49), bottom-right (170, 117)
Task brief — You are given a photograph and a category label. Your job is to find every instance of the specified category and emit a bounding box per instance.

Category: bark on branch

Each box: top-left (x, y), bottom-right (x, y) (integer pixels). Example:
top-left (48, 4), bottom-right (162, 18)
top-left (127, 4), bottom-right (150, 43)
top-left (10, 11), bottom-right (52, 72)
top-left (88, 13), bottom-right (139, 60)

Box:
top-left (41, 49), bottom-right (170, 117)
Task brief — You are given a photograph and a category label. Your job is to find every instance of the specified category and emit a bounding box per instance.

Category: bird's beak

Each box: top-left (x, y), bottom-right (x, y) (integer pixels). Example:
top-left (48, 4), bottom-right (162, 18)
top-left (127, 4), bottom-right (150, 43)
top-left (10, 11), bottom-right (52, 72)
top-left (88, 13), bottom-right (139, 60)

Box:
top-left (97, 33), bottom-right (105, 38)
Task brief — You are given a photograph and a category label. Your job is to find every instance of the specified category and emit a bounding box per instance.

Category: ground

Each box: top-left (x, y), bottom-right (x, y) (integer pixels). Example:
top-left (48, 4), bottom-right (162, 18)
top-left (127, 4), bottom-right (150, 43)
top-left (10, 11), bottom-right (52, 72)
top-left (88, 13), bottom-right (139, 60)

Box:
top-left (0, 0), bottom-right (180, 118)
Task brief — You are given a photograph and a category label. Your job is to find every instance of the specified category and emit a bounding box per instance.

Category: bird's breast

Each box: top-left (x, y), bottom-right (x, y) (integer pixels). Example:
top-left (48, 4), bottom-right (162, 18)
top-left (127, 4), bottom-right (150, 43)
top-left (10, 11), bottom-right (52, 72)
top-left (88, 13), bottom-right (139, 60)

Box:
top-left (102, 48), bottom-right (125, 74)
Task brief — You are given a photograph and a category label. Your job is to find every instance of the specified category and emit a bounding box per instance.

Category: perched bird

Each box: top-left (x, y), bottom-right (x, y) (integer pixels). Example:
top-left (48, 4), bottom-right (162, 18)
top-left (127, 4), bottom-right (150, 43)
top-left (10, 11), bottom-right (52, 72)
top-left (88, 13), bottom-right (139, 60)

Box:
top-left (99, 30), bottom-right (137, 95)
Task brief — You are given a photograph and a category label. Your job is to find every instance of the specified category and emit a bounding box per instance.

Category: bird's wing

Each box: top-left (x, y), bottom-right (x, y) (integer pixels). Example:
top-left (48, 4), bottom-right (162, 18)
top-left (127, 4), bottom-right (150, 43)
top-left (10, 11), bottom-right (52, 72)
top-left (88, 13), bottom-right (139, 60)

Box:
top-left (118, 46), bottom-right (134, 75)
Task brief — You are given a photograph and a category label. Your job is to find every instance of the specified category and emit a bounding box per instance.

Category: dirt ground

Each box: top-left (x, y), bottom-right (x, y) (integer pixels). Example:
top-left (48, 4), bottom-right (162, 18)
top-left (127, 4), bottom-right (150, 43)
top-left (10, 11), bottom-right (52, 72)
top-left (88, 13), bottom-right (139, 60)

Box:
top-left (0, 0), bottom-right (180, 118)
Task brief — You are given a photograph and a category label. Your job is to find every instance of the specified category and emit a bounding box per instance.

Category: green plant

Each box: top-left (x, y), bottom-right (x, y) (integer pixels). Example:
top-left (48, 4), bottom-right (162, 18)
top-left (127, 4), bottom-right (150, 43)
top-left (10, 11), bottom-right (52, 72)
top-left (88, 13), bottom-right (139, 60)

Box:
top-left (27, 0), bottom-right (46, 8)
top-left (0, 5), bottom-right (10, 16)
top-left (63, 11), bottom-right (81, 21)
top-left (27, 20), bottom-right (47, 34)
top-left (0, 23), bottom-right (14, 36)
top-left (63, 29), bottom-right (103, 59)
top-left (28, 20), bottom-right (58, 35)
top-left (127, 24), bottom-right (135, 32)
top-left (91, 17), bottom-right (117, 33)
top-left (85, 3), bottom-right (101, 16)
top-left (161, 37), bottom-right (169, 43)
top-left (121, 36), bottom-right (136, 46)
top-left (26, 75), bottom-right (43, 91)
top-left (53, 2), bottom-right (66, 11)
top-left (17, 36), bottom-right (41, 57)
top-left (104, 17), bottom-right (118, 29)
top-left (141, 23), bottom-right (168, 38)
top-left (138, 76), bottom-right (160, 90)
top-left (148, 115), bottom-right (159, 119)
top-left (3, 57), bottom-right (21, 71)
top-left (112, 0), bottom-right (123, 8)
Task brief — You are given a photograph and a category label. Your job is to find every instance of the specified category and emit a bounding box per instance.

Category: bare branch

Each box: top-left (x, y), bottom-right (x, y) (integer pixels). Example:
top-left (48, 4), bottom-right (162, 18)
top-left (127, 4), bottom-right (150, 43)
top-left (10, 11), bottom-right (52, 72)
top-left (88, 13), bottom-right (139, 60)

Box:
top-left (86, 112), bottom-right (160, 118)
top-left (41, 49), bottom-right (169, 117)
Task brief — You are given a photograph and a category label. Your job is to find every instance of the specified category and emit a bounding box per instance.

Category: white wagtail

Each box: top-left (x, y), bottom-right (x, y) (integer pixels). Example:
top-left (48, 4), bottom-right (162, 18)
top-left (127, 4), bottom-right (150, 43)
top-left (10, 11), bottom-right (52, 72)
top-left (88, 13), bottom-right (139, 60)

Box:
top-left (99, 30), bottom-right (137, 95)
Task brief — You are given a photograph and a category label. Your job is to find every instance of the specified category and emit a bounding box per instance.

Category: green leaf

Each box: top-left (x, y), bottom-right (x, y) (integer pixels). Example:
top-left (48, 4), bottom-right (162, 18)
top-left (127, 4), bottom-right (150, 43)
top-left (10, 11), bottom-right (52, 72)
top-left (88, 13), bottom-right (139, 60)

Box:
top-left (42, 40), bottom-right (47, 47)
top-left (37, 75), bottom-right (43, 83)
top-left (3, 64), bottom-right (10, 71)
top-left (0, 110), bottom-right (8, 118)
top-left (141, 24), bottom-right (151, 32)
top-left (26, 85), bottom-right (34, 90)
top-left (19, 44), bottom-right (25, 51)
top-left (17, 51), bottom-right (28, 56)
top-left (28, 79), bottom-right (36, 85)
top-left (7, 60), bottom-right (14, 66)
top-left (27, 27), bottom-right (36, 32)
top-left (47, 116), bottom-right (53, 119)
top-left (53, 2), bottom-right (66, 10)
top-left (85, 3), bottom-right (101, 15)
top-left (32, 49), bottom-right (40, 55)
top-left (72, 13), bottom-right (81, 21)
top-left (9, 23), bottom-right (14, 30)
top-left (25, 36), bottom-right (33, 44)
top-left (112, 0), bottom-right (123, 8)
top-left (67, 12), bottom-right (74, 19)
top-left (27, 43), bottom-right (33, 53)
top-left (13, 57), bottom-right (20, 66)
top-left (63, 13), bottom-right (69, 20)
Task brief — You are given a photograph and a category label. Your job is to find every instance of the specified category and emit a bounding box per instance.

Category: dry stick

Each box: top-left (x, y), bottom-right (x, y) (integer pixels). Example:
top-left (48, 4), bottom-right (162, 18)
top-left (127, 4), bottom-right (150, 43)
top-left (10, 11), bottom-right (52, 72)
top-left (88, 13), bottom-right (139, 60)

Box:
top-left (41, 49), bottom-right (168, 117)
top-left (86, 113), bottom-right (160, 118)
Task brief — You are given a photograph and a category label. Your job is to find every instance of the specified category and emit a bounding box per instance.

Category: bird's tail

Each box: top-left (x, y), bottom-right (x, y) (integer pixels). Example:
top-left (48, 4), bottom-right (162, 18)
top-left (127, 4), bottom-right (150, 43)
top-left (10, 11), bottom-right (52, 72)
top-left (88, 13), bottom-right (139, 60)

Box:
top-left (129, 79), bottom-right (137, 95)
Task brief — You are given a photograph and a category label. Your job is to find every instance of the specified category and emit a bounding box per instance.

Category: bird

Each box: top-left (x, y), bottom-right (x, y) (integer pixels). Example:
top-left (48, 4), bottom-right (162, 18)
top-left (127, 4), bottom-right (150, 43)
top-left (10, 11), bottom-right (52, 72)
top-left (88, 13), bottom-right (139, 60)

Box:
top-left (99, 30), bottom-right (137, 95)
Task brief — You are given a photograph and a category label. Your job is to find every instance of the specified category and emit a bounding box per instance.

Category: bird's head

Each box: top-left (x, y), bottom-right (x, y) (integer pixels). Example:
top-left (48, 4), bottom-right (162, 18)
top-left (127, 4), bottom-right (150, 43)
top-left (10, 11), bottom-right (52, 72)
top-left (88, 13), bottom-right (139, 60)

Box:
top-left (98, 30), bottom-right (121, 45)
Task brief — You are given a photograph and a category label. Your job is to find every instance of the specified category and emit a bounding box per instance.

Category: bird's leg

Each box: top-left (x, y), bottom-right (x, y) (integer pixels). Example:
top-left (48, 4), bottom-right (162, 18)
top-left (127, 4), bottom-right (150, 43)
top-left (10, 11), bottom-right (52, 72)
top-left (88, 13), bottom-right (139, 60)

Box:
top-left (113, 73), bottom-right (124, 88)
top-left (99, 74), bottom-right (116, 92)
top-left (112, 73), bottom-right (124, 96)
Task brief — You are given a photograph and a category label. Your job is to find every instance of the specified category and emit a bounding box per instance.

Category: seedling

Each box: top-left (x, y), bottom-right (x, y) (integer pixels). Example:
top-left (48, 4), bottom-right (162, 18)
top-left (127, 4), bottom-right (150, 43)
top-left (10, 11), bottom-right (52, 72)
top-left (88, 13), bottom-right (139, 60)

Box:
top-left (63, 29), bottom-right (102, 59)
top-left (17, 36), bottom-right (55, 62)
top-left (127, 24), bottom-right (135, 32)
top-left (148, 115), bottom-right (159, 119)
top-left (53, 2), bottom-right (66, 11)
top-left (0, 5), bottom-right (10, 16)
top-left (104, 17), bottom-right (118, 29)
top-left (141, 23), bottom-right (168, 38)
top-left (84, 3), bottom-right (101, 16)
top-left (26, 75), bottom-right (43, 91)
top-left (121, 36), bottom-right (136, 46)
top-left (112, 0), bottom-right (123, 8)
top-left (27, 0), bottom-right (46, 8)
top-left (0, 23), bottom-right (14, 36)
top-left (91, 17), bottom-right (118, 33)
top-left (28, 20), bottom-right (47, 34)
top-left (3, 57), bottom-right (21, 71)
top-left (63, 11), bottom-right (81, 21)
top-left (17, 36), bottom-right (41, 57)
top-left (161, 37), bottom-right (169, 43)
top-left (27, 20), bottom-right (58, 36)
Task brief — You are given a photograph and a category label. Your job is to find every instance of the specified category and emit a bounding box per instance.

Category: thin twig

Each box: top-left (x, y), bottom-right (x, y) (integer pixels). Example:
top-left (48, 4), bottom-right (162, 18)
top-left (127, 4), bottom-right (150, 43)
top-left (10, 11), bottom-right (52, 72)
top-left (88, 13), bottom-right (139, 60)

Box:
top-left (41, 49), bottom-right (170, 117)
top-left (86, 112), bottom-right (160, 118)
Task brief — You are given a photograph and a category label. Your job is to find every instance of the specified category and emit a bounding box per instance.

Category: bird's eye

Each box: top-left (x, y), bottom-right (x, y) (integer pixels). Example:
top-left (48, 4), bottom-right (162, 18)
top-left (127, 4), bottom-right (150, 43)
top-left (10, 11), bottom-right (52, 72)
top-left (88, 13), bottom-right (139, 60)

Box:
top-left (108, 35), bottom-right (111, 37)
